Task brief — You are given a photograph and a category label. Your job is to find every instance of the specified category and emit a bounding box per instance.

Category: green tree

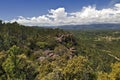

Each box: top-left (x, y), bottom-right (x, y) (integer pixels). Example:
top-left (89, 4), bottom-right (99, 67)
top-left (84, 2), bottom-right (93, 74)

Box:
top-left (97, 62), bottom-right (120, 80)
top-left (109, 62), bottom-right (120, 80)
top-left (63, 56), bottom-right (96, 80)
top-left (2, 45), bottom-right (21, 79)
top-left (0, 20), bottom-right (2, 26)
top-left (97, 72), bottom-right (109, 80)
top-left (2, 45), bottom-right (38, 80)
top-left (0, 51), bottom-right (7, 79)
top-left (36, 41), bottom-right (48, 49)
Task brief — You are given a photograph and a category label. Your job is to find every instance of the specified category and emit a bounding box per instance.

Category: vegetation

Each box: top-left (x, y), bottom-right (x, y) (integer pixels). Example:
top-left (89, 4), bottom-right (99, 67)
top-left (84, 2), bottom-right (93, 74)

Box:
top-left (0, 20), bottom-right (120, 80)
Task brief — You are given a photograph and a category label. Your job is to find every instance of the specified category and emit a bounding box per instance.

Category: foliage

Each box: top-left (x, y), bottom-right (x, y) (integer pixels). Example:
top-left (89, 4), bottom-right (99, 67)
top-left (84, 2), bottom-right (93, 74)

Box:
top-left (62, 56), bottom-right (96, 80)
top-left (0, 20), bottom-right (120, 80)
top-left (1, 45), bottom-right (38, 80)
top-left (109, 62), bottom-right (120, 80)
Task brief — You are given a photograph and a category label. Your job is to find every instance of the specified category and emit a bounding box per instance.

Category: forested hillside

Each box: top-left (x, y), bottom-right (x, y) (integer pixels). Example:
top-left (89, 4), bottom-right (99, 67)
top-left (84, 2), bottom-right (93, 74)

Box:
top-left (0, 20), bottom-right (120, 80)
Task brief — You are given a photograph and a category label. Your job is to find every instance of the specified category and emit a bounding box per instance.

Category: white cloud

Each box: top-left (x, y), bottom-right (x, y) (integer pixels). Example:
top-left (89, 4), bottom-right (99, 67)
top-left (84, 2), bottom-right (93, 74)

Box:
top-left (8, 3), bottom-right (120, 26)
top-left (108, 0), bottom-right (120, 7)
top-left (48, 8), bottom-right (67, 20)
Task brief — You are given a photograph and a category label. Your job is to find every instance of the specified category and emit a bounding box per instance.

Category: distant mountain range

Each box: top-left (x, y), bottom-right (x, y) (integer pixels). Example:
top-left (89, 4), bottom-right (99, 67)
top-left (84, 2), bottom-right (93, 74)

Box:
top-left (56, 24), bottom-right (120, 30)
top-left (34, 24), bottom-right (120, 30)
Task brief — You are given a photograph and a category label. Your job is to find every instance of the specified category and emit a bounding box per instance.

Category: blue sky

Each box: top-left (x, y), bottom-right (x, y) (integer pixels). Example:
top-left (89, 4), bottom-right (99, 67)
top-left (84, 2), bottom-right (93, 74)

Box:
top-left (0, 0), bottom-right (117, 20)
top-left (0, 0), bottom-right (120, 26)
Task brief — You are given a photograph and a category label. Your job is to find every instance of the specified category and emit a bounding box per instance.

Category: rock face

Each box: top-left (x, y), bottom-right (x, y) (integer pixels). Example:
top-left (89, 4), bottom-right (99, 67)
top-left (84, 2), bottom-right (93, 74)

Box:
top-left (55, 33), bottom-right (75, 44)
top-left (34, 33), bottom-right (77, 62)
top-left (37, 57), bottom-right (46, 62)
top-left (44, 50), bottom-right (52, 55)
top-left (55, 34), bottom-right (64, 43)
top-left (57, 34), bottom-right (77, 57)
top-left (69, 47), bottom-right (76, 53)
top-left (43, 50), bottom-right (54, 57)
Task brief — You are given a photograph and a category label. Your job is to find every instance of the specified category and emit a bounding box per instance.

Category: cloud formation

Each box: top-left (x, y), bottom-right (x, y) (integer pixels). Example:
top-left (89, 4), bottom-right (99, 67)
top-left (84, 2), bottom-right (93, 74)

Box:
top-left (108, 0), bottom-right (120, 7)
top-left (9, 3), bottom-right (120, 26)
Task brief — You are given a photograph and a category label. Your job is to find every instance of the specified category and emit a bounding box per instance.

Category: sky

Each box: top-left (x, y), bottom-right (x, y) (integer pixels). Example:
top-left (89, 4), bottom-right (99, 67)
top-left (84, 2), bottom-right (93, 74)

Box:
top-left (0, 0), bottom-right (120, 26)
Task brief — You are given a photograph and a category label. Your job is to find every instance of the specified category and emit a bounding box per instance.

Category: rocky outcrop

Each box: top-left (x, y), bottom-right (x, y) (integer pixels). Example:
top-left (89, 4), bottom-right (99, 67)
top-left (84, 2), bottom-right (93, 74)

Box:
top-left (55, 33), bottom-right (74, 43)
